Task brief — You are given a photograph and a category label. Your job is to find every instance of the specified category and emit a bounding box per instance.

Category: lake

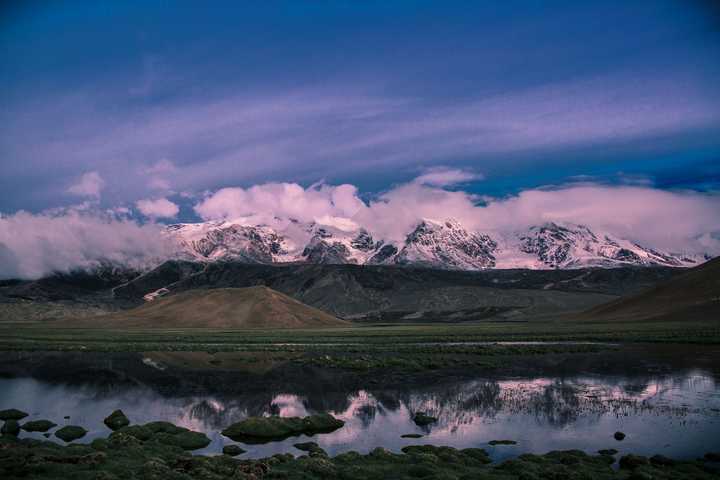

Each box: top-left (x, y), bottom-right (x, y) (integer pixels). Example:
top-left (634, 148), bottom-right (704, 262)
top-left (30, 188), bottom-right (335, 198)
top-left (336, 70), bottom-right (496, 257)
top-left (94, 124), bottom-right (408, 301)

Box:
top-left (1, 346), bottom-right (719, 462)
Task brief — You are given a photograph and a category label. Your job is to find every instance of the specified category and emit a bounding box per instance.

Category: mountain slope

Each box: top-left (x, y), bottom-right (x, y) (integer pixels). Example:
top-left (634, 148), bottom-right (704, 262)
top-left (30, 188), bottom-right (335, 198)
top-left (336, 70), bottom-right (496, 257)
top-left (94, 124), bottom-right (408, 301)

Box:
top-left (581, 256), bottom-right (720, 322)
top-left (63, 286), bottom-right (350, 329)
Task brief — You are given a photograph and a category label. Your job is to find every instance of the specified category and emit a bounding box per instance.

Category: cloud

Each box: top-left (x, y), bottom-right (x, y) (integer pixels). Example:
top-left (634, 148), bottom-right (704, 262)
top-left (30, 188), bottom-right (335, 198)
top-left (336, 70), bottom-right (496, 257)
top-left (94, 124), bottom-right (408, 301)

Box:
top-left (3, 71), bottom-right (718, 212)
top-left (0, 210), bottom-right (171, 279)
top-left (67, 171), bottom-right (105, 198)
top-left (412, 167), bottom-right (483, 187)
top-left (135, 197), bottom-right (180, 219)
top-left (194, 175), bottom-right (720, 254)
top-left (194, 182), bottom-right (365, 225)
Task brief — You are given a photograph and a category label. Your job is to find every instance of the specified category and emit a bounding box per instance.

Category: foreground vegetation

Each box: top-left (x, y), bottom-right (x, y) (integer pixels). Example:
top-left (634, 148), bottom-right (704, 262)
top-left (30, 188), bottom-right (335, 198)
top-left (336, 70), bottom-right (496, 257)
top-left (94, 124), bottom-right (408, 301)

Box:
top-left (2, 424), bottom-right (719, 480)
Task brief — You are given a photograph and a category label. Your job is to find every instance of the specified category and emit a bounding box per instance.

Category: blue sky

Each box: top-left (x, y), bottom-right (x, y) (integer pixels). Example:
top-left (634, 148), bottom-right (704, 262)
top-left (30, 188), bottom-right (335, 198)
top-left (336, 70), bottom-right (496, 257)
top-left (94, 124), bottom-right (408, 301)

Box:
top-left (1, 0), bottom-right (720, 218)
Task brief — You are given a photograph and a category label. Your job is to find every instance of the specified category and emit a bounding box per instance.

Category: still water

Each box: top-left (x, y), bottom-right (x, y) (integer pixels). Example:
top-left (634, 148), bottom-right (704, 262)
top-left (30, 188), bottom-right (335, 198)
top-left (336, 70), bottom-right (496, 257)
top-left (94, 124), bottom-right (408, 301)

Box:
top-left (1, 351), bottom-right (719, 461)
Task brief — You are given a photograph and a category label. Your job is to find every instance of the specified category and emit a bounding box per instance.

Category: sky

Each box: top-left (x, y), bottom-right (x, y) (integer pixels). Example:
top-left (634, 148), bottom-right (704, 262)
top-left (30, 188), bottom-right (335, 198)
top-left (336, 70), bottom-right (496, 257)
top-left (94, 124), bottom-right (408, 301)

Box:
top-left (1, 0), bottom-right (720, 278)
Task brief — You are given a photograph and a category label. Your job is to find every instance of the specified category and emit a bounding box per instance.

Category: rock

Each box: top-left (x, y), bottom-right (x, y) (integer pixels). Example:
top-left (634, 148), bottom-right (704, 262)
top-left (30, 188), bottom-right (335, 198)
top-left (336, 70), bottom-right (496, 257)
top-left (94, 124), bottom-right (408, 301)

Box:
top-left (113, 425), bottom-right (153, 441)
top-left (222, 413), bottom-right (344, 442)
top-left (55, 425), bottom-right (88, 442)
top-left (619, 454), bottom-right (649, 469)
top-left (156, 430), bottom-right (211, 450)
top-left (412, 412), bottom-right (437, 426)
top-left (598, 449), bottom-right (618, 456)
top-left (294, 442), bottom-right (326, 455)
top-left (706, 452), bottom-right (720, 462)
top-left (222, 444), bottom-right (246, 456)
top-left (103, 410), bottom-right (130, 431)
top-left (108, 431), bottom-right (141, 448)
top-left (1, 419), bottom-right (20, 436)
top-left (401, 433), bottom-right (424, 438)
top-left (144, 421), bottom-right (187, 435)
top-left (650, 454), bottom-right (675, 466)
top-left (614, 431), bottom-right (626, 441)
top-left (489, 440), bottom-right (517, 445)
top-left (21, 419), bottom-right (57, 432)
top-left (0, 409), bottom-right (29, 421)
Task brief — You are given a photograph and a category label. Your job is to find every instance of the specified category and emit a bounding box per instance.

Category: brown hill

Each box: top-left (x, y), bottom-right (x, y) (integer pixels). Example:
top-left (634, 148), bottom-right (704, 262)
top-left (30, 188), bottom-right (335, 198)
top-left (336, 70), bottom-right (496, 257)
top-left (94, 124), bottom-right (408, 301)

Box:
top-left (64, 286), bottom-right (351, 329)
top-left (581, 256), bottom-right (720, 322)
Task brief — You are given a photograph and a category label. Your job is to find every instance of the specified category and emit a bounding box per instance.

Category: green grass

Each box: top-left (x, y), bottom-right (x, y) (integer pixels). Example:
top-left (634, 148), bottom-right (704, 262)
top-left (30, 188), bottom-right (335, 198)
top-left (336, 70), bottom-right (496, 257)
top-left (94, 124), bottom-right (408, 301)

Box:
top-left (0, 318), bottom-right (718, 353)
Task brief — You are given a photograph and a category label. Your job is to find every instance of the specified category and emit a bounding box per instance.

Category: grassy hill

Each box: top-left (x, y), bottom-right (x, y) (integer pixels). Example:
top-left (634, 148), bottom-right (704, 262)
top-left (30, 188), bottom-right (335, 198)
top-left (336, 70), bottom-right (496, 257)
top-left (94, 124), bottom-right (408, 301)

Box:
top-left (581, 256), bottom-right (720, 323)
top-left (62, 286), bottom-right (350, 329)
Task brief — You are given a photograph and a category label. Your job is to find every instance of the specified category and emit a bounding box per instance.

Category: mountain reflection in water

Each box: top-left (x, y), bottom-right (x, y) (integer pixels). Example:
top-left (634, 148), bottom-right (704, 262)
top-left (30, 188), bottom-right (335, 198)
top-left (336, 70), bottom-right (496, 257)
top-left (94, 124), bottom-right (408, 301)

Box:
top-left (1, 364), bottom-right (718, 461)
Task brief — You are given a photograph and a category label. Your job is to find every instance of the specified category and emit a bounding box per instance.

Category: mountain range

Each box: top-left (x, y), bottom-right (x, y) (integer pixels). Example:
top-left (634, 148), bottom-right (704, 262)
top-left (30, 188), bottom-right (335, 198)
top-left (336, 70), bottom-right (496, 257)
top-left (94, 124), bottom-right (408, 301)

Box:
top-left (165, 218), bottom-right (707, 271)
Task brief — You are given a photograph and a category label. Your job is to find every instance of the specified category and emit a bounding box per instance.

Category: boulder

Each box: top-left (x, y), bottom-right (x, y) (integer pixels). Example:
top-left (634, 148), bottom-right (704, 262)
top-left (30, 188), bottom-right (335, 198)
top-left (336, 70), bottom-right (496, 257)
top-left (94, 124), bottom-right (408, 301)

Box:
top-left (222, 444), bottom-right (246, 456)
top-left (103, 410), bottom-right (130, 431)
top-left (55, 425), bottom-right (88, 442)
top-left (21, 420), bottom-right (57, 432)
top-left (489, 440), bottom-right (517, 445)
top-left (222, 414), bottom-right (344, 442)
top-left (1, 419), bottom-right (20, 436)
top-left (0, 409), bottom-right (28, 421)
top-left (412, 412), bottom-right (437, 426)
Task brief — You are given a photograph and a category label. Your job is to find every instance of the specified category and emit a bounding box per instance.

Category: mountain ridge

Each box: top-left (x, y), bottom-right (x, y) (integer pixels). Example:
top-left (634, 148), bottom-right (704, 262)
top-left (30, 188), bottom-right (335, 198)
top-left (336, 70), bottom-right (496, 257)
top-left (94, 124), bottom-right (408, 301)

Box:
top-left (164, 218), bottom-right (708, 271)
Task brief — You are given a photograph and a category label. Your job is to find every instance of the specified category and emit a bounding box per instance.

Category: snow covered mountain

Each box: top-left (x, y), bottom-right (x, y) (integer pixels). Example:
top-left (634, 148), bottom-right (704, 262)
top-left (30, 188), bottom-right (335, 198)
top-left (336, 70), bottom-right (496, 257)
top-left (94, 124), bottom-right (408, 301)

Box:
top-left (512, 222), bottom-right (702, 269)
top-left (164, 219), bottom-right (706, 270)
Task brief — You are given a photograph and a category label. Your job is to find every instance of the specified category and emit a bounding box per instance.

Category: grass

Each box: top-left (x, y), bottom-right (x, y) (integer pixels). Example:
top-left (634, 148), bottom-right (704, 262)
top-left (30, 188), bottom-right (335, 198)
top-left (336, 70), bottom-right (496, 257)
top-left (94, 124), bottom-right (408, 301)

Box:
top-left (0, 318), bottom-right (718, 353)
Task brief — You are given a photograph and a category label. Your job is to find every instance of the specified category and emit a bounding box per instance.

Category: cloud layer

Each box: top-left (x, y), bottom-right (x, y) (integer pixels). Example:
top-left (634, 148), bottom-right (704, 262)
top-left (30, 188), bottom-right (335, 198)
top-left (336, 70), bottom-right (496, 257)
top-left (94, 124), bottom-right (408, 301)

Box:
top-left (0, 210), bottom-right (170, 279)
top-left (2, 173), bottom-right (719, 279)
top-left (195, 173), bottom-right (720, 252)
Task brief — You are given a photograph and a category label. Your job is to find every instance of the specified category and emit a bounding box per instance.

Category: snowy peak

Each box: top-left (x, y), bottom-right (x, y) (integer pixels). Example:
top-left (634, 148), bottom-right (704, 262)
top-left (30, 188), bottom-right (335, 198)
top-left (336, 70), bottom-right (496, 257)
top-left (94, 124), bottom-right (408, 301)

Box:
top-left (164, 219), bottom-right (707, 270)
top-left (165, 222), bottom-right (291, 263)
top-left (302, 226), bottom-right (379, 264)
top-left (518, 222), bottom-right (699, 269)
top-left (393, 218), bottom-right (497, 269)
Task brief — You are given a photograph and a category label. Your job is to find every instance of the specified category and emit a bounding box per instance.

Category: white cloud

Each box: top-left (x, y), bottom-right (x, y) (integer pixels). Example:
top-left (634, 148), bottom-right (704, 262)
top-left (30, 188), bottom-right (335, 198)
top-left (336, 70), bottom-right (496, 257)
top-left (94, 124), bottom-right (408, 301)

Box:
top-left (0, 210), bottom-right (171, 279)
top-left (135, 197), bottom-right (180, 219)
top-left (193, 182), bottom-right (365, 225)
top-left (67, 171), bottom-right (105, 198)
top-left (413, 167), bottom-right (483, 187)
top-left (3, 177), bottom-right (718, 280)
top-left (195, 177), bottom-right (720, 254)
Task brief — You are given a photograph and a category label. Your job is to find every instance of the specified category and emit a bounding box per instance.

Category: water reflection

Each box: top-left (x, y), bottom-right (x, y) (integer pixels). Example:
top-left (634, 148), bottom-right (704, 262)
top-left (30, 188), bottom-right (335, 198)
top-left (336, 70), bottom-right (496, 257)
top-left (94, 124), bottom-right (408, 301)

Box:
top-left (1, 369), bottom-right (719, 461)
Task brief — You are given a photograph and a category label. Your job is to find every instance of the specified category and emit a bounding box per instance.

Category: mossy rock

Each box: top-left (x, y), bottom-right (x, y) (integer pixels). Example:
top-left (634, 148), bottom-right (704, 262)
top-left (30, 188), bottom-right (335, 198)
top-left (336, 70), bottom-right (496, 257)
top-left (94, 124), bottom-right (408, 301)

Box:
top-left (650, 454), bottom-right (675, 466)
top-left (294, 441), bottom-right (326, 455)
top-left (222, 444), bottom-right (246, 456)
top-left (705, 452), bottom-right (720, 462)
top-left (619, 454), bottom-right (649, 469)
top-left (598, 449), bottom-right (618, 456)
top-left (1, 419), bottom-right (20, 436)
top-left (21, 419), bottom-right (57, 432)
top-left (144, 421), bottom-right (188, 435)
top-left (614, 431), bottom-right (626, 441)
top-left (155, 430), bottom-right (211, 450)
top-left (113, 424), bottom-right (153, 441)
top-left (103, 410), bottom-right (130, 431)
top-left (222, 413), bottom-right (344, 442)
top-left (0, 409), bottom-right (28, 421)
top-left (55, 425), bottom-right (88, 442)
top-left (412, 412), bottom-right (438, 426)
top-left (489, 439), bottom-right (517, 445)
